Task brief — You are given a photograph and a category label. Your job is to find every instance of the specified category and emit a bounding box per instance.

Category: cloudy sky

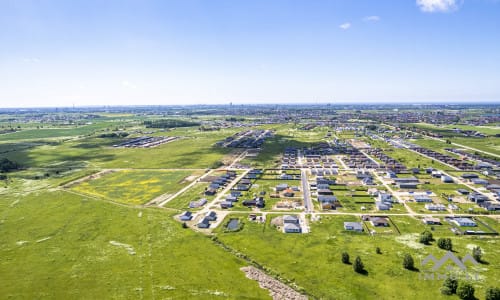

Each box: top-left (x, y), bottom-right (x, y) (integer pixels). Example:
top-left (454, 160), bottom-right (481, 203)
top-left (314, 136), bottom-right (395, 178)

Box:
top-left (0, 0), bottom-right (499, 107)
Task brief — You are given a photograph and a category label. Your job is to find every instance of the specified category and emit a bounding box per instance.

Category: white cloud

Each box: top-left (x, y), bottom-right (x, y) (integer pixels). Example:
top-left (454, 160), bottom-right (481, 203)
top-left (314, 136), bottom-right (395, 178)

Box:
top-left (339, 22), bottom-right (351, 30)
top-left (416, 0), bottom-right (460, 13)
top-left (363, 16), bottom-right (381, 22)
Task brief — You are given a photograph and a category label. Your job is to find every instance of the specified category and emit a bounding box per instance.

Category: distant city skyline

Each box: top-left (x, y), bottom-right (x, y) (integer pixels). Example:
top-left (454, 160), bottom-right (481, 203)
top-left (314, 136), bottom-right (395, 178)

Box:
top-left (1, 0), bottom-right (500, 108)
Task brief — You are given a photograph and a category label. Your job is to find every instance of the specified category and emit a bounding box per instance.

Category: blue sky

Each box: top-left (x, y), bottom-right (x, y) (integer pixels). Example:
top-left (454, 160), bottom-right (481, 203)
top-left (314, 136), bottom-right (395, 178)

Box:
top-left (0, 0), bottom-right (499, 107)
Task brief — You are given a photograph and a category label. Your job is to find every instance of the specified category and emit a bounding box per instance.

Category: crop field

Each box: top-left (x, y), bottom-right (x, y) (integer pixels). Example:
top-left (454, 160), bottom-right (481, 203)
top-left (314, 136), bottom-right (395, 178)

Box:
top-left (71, 169), bottom-right (200, 205)
top-left (217, 214), bottom-right (500, 300)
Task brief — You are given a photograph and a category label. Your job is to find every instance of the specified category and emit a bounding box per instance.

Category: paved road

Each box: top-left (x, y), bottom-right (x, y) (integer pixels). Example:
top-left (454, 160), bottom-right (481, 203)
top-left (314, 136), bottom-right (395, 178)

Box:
top-left (372, 170), bottom-right (417, 215)
top-left (301, 168), bottom-right (313, 213)
top-left (195, 169), bottom-right (251, 220)
top-left (360, 150), bottom-right (381, 167)
top-left (228, 150), bottom-right (248, 169)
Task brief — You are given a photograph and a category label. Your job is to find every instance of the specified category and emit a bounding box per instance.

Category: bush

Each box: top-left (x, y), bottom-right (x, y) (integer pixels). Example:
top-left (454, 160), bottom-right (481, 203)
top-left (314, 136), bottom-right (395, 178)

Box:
top-left (456, 282), bottom-right (475, 300)
top-left (419, 230), bottom-right (433, 244)
top-left (403, 254), bottom-right (414, 270)
top-left (437, 238), bottom-right (452, 251)
top-left (341, 252), bottom-right (350, 264)
top-left (485, 287), bottom-right (500, 300)
top-left (441, 277), bottom-right (458, 295)
top-left (353, 256), bottom-right (364, 273)
top-left (440, 286), bottom-right (453, 295)
top-left (472, 246), bottom-right (482, 262)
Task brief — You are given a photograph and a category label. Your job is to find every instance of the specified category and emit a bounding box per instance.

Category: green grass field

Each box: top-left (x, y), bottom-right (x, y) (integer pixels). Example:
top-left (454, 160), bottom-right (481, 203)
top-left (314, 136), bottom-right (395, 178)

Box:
top-left (0, 190), bottom-right (270, 299)
top-left (217, 214), bottom-right (500, 300)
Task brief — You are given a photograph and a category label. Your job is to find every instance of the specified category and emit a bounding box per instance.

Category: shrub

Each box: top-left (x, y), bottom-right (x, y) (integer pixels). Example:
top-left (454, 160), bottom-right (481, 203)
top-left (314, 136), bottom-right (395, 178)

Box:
top-left (456, 282), bottom-right (475, 300)
top-left (472, 246), bottom-right (482, 262)
top-left (485, 287), bottom-right (500, 300)
top-left (353, 256), bottom-right (364, 273)
top-left (403, 254), bottom-right (414, 270)
top-left (420, 230), bottom-right (433, 244)
top-left (437, 238), bottom-right (452, 251)
top-left (341, 252), bottom-right (350, 264)
top-left (441, 277), bottom-right (458, 295)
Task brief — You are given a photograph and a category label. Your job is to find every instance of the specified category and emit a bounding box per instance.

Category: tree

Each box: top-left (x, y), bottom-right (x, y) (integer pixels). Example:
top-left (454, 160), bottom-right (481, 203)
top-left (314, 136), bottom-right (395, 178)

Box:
top-left (403, 254), bottom-right (414, 270)
top-left (485, 287), bottom-right (500, 300)
top-left (0, 158), bottom-right (20, 172)
top-left (441, 277), bottom-right (458, 295)
top-left (457, 282), bottom-right (475, 300)
top-left (353, 256), bottom-right (364, 273)
top-left (437, 238), bottom-right (452, 251)
top-left (472, 246), bottom-right (482, 262)
top-left (181, 222), bottom-right (188, 229)
top-left (376, 247), bottom-right (382, 254)
top-left (341, 252), bottom-right (350, 264)
top-left (419, 230), bottom-right (433, 244)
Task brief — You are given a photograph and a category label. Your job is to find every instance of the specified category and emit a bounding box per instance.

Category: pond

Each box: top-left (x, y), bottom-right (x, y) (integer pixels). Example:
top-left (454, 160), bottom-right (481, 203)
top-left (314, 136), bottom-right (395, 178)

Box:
top-left (227, 218), bottom-right (239, 230)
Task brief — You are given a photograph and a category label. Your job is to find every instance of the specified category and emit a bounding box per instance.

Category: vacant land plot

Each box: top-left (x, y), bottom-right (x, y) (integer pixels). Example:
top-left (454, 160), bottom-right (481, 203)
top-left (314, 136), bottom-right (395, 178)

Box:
top-left (164, 182), bottom-right (215, 210)
top-left (0, 191), bottom-right (269, 299)
top-left (72, 170), bottom-right (200, 205)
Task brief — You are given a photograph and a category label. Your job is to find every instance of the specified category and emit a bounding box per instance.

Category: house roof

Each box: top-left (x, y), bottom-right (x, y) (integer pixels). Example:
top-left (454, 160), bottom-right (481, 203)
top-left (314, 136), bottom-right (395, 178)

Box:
top-left (371, 217), bottom-right (389, 224)
top-left (454, 217), bottom-right (475, 223)
top-left (283, 215), bottom-right (299, 222)
top-left (344, 222), bottom-right (363, 230)
top-left (284, 223), bottom-right (301, 231)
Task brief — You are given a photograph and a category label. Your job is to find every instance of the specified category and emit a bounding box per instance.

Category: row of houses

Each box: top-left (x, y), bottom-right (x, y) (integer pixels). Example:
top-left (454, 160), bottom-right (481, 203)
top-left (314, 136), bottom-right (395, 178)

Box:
top-left (410, 146), bottom-right (472, 170)
top-left (447, 148), bottom-right (500, 169)
top-left (204, 171), bottom-right (237, 196)
top-left (365, 148), bottom-right (407, 173)
top-left (217, 129), bottom-right (273, 148)
top-left (393, 176), bottom-right (419, 189)
top-left (281, 147), bottom-right (298, 169)
top-left (342, 148), bottom-right (379, 169)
